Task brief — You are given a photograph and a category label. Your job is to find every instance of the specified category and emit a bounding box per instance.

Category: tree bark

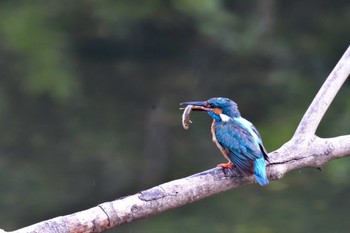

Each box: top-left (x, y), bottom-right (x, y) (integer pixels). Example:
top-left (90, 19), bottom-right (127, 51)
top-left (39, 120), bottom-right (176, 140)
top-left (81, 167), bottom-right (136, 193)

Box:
top-left (2, 46), bottom-right (350, 233)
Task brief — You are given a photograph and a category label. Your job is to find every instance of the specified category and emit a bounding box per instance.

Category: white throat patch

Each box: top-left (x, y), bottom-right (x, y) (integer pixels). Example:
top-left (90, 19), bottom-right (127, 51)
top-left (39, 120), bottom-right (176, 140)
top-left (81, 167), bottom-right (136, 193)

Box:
top-left (219, 114), bottom-right (230, 122)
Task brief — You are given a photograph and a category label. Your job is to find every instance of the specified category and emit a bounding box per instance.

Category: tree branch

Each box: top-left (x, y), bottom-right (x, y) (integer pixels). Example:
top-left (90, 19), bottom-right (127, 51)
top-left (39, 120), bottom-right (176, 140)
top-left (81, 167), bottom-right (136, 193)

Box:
top-left (294, 46), bottom-right (350, 136)
top-left (3, 46), bottom-right (350, 233)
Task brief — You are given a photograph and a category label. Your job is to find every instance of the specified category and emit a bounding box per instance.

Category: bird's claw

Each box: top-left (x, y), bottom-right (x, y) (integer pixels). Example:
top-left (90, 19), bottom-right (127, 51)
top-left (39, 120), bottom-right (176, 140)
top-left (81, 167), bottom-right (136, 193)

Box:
top-left (217, 162), bottom-right (233, 169)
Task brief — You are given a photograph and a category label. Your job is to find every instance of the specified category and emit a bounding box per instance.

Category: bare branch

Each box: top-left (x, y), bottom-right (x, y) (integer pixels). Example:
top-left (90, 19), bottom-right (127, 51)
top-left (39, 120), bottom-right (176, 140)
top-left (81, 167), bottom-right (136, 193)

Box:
top-left (321, 135), bottom-right (350, 158)
top-left (4, 46), bottom-right (350, 233)
top-left (294, 46), bottom-right (350, 137)
top-left (268, 135), bottom-right (350, 176)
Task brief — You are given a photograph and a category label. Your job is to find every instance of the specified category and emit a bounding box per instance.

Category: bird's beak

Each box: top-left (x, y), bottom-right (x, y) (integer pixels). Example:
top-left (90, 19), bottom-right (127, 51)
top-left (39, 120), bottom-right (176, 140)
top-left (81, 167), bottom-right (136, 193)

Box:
top-left (179, 101), bottom-right (211, 111)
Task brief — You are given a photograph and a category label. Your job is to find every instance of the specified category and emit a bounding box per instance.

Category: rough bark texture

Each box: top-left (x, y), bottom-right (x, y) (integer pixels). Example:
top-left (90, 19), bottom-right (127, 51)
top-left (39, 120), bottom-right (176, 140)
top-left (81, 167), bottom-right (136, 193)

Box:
top-left (2, 46), bottom-right (350, 233)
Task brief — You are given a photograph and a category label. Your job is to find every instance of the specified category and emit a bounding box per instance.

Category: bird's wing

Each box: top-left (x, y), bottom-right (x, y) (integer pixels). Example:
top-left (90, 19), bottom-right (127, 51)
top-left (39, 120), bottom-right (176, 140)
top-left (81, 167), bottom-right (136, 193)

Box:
top-left (215, 121), bottom-right (264, 174)
top-left (250, 124), bottom-right (269, 161)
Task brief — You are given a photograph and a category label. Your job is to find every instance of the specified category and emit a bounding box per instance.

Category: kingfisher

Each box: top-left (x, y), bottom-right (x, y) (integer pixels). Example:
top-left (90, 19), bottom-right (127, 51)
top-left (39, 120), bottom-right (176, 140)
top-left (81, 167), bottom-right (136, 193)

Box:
top-left (181, 97), bottom-right (269, 186)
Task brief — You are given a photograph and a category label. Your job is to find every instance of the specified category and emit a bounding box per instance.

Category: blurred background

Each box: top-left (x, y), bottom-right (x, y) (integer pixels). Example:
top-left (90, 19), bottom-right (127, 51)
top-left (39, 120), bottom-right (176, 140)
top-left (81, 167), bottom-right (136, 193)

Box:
top-left (0, 0), bottom-right (349, 232)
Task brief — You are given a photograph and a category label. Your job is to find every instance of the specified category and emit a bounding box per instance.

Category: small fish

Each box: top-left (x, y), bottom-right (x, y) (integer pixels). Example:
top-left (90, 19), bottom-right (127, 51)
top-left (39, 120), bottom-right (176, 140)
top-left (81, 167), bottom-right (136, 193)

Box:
top-left (182, 104), bottom-right (193, 130)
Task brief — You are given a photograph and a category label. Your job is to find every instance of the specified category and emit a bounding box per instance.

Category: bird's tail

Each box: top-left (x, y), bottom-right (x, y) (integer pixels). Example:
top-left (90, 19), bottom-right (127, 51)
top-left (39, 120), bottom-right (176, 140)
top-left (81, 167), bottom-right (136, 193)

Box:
top-left (254, 157), bottom-right (269, 186)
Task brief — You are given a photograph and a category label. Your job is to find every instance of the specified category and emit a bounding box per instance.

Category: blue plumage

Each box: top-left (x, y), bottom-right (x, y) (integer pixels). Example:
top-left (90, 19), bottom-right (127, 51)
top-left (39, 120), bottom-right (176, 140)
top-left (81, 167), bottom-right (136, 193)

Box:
top-left (181, 97), bottom-right (269, 186)
top-left (254, 157), bottom-right (269, 186)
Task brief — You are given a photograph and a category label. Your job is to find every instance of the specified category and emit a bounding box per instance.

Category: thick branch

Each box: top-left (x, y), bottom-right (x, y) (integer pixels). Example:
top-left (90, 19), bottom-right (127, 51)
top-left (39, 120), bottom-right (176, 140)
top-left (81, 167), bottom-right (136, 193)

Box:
top-left (268, 135), bottom-right (350, 176)
top-left (6, 137), bottom-right (350, 233)
top-left (3, 46), bottom-right (350, 233)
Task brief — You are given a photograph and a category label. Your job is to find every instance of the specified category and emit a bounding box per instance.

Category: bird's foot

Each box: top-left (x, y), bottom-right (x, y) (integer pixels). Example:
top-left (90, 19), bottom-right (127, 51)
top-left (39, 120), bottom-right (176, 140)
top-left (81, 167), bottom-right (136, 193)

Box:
top-left (217, 162), bottom-right (233, 169)
top-left (217, 162), bottom-right (236, 177)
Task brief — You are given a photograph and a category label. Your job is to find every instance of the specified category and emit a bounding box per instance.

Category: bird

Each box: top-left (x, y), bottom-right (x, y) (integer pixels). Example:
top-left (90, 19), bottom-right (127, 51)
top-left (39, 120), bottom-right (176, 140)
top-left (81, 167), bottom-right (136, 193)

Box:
top-left (181, 97), bottom-right (269, 186)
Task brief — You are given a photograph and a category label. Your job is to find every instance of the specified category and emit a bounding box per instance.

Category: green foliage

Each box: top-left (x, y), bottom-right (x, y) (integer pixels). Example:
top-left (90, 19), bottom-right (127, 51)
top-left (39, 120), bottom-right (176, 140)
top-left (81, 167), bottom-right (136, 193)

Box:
top-left (0, 3), bottom-right (79, 102)
top-left (172, 0), bottom-right (262, 53)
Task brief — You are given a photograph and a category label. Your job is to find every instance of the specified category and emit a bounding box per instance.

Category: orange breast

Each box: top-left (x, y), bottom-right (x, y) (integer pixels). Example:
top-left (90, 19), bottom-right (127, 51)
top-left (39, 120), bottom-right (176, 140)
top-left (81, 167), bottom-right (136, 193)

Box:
top-left (211, 120), bottom-right (217, 143)
top-left (211, 120), bottom-right (231, 162)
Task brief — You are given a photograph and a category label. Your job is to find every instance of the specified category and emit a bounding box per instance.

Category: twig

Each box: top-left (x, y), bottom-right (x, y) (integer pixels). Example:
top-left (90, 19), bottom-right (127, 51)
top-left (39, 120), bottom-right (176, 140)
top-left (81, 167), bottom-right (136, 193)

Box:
top-left (294, 47), bottom-right (350, 137)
